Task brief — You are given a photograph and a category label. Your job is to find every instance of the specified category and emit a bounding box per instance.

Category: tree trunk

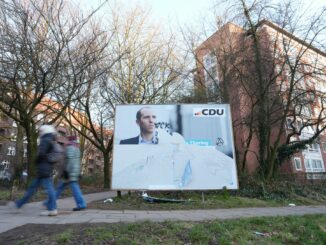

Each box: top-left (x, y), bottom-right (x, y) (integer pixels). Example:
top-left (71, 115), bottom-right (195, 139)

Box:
top-left (266, 148), bottom-right (278, 180)
top-left (103, 150), bottom-right (111, 188)
top-left (10, 124), bottom-right (24, 198)
top-left (24, 121), bottom-right (38, 182)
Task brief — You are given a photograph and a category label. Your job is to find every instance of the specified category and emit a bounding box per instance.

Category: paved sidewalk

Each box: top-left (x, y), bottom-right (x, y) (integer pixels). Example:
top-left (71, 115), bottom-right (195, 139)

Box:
top-left (1, 191), bottom-right (325, 234)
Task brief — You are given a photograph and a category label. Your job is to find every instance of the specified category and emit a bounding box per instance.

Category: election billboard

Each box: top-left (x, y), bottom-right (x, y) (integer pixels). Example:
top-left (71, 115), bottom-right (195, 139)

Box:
top-left (112, 104), bottom-right (238, 190)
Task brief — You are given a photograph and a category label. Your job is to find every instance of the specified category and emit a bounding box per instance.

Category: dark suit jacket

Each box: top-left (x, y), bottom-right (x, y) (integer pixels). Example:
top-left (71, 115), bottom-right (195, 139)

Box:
top-left (120, 136), bottom-right (139, 144)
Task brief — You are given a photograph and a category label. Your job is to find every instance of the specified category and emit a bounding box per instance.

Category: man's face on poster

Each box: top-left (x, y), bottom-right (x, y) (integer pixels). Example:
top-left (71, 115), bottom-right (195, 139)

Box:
top-left (137, 108), bottom-right (156, 134)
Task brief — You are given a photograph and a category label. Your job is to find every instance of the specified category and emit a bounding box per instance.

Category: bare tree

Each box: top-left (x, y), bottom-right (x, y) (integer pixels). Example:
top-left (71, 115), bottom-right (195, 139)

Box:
top-left (0, 0), bottom-right (106, 180)
top-left (99, 4), bottom-right (188, 106)
top-left (192, 0), bottom-right (326, 179)
top-left (56, 3), bottom-right (191, 188)
top-left (232, 0), bottom-right (326, 179)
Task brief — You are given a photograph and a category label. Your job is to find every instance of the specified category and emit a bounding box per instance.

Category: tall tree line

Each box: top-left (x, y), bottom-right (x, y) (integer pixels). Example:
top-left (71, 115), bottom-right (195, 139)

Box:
top-left (0, 0), bottom-right (189, 188)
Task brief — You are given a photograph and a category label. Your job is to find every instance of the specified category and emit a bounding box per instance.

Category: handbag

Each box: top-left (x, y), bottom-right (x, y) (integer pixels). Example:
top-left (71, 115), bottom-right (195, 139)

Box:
top-left (47, 141), bottom-right (64, 164)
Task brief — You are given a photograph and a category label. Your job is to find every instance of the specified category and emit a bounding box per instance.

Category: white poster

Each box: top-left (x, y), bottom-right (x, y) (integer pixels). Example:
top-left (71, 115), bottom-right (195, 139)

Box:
top-left (112, 104), bottom-right (238, 190)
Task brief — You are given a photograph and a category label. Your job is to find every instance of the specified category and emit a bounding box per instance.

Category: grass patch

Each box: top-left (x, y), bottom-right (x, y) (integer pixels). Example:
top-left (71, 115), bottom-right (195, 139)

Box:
top-left (0, 189), bottom-right (11, 200)
top-left (1, 178), bottom-right (325, 210)
top-left (55, 229), bottom-right (73, 243)
top-left (0, 188), bottom-right (48, 205)
top-left (88, 189), bottom-right (326, 210)
top-left (84, 179), bottom-right (326, 210)
top-left (86, 226), bottom-right (114, 243)
top-left (9, 214), bottom-right (326, 244)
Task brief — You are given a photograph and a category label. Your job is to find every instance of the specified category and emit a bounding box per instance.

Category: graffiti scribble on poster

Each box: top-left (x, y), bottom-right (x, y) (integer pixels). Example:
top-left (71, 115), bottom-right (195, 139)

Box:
top-left (216, 138), bottom-right (224, 146)
top-left (155, 122), bottom-right (172, 135)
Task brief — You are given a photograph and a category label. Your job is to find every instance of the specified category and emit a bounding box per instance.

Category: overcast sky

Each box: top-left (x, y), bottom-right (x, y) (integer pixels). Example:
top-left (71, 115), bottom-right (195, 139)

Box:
top-left (81, 0), bottom-right (325, 25)
top-left (78, 0), bottom-right (326, 47)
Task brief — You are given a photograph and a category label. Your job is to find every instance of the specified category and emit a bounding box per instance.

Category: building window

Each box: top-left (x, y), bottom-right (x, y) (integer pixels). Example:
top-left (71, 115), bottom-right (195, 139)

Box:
top-left (302, 105), bottom-right (312, 117)
top-left (36, 113), bottom-right (45, 121)
top-left (0, 128), bottom-right (5, 137)
top-left (286, 118), bottom-right (293, 129)
top-left (304, 143), bottom-right (319, 153)
top-left (0, 160), bottom-right (10, 171)
top-left (10, 132), bottom-right (17, 141)
top-left (289, 136), bottom-right (297, 142)
top-left (287, 119), bottom-right (303, 131)
top-left (88, 159), bottom-right (95, 165)
top-left (296, 119), bottom-right (303, 130)
top-left (203, 52), bottom-right (218, 85)
top-left (7, 146), bottom-right (15, 156)
top-left (293, 157), bottom-right (302, 170)
top-left (304, 158), bottom-right (324, 172)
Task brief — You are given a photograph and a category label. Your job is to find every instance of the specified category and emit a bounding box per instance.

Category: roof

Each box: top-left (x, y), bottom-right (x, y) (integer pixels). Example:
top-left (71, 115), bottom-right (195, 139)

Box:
top-left (196, 19), bottom-right (326, 58)
top-left (257, 19), bottom-right (326, 58)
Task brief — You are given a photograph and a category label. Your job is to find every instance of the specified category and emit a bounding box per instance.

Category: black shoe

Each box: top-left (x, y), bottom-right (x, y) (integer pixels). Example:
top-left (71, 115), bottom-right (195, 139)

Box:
top-left (73, 207), bottom-right (86, 211)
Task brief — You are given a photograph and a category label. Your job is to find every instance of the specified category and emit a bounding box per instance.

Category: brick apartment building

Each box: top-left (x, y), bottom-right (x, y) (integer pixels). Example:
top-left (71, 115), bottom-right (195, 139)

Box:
top-left (0, 114), bottom-right (25, 181)
top-left (195, 20), bottom-right (326, 180)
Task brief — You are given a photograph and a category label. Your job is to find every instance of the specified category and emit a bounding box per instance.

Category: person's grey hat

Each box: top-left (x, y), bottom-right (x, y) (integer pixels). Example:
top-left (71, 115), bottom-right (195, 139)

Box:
top-left (38, 125), bottom-right (57, 136)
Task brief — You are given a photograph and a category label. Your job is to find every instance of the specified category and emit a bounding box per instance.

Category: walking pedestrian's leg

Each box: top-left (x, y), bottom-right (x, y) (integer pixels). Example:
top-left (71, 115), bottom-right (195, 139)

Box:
top-left (69, 181), bottom-right (86, 210)
top-left (43, 181), bottom-right (73, 210)
top-left (15, 178), bottom-right (41, 208)
top-left (41, 177), bottom-right (57, 211)
top-left (43, 180), bottom-right (67, 208)
top-left (55, 180), bottom-right (68, 199)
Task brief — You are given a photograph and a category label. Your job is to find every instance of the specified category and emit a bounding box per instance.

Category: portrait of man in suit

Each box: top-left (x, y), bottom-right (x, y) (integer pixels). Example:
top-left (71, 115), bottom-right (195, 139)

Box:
top-left (120, 107), bottom-right (158, 144)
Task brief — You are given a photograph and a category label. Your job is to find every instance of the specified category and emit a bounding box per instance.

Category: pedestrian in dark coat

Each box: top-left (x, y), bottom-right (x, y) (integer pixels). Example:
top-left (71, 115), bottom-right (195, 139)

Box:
top-left (9, 125), bottom-right (58, 216)
top-left (44, 135), bottom-right (87, 211)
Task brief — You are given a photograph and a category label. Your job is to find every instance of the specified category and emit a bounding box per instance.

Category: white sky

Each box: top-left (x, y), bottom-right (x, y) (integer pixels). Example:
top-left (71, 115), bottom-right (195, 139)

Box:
top-left (78, 0), bottom-right (326, 46)
top-left (80, 0), bottom-right (214, 25)
top-left (140, 0), bottom-right (214, 24)
top-left (81, 0), bottom-right (326, 26)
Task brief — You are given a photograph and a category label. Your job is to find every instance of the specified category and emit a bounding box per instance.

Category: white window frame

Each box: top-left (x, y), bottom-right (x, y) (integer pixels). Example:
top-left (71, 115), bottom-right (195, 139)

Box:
top-left (7, 146), bottom-right (15, 156)
top-left (293, 157), bottom-right (302, 170)
top-left (203, 52), bottom-right (218, 85)
top-left (0, 160), bottom-right (10, 171)
top-left (304, 158), bottom-right (325, 172)
top-left (23, 149), bottom-right (27, 157)
top-left (286, 118), bottom-right (293, 129)
top-left (289, 136), bottom-right (297, 142)
top-left (302, 105), bottom-right (312, 117)
top-left (304, 143), bottom-right (320, 153)
top-left (10, 132), bottom-right (17, 141)
top-left (296, 119), bottom-right (303, 130)
top-left (36, 113), bottom-right (45, 121)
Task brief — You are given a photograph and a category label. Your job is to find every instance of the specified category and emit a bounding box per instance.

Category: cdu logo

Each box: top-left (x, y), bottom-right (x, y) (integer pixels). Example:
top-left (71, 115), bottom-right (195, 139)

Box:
top-left (193, 108), bottom-right (225, 117)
